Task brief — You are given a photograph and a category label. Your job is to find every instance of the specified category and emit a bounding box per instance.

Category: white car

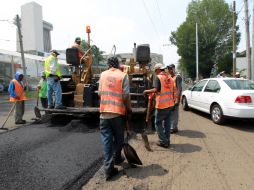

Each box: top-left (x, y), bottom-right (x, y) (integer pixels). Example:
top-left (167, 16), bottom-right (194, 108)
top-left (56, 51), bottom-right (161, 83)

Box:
top-left (181, 78), bottom-right (254, 124)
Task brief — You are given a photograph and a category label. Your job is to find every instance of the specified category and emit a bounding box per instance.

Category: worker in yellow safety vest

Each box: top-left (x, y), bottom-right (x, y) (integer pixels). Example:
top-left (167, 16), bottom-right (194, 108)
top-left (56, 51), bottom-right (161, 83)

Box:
top-left (8, 72), bottom-right (28, 124)
top-left (144, 63), bottom-right (176, 148)
top-left (44, 50), bottom-right (65, 109)
top-left (98, 56), bottom-right (132, 181)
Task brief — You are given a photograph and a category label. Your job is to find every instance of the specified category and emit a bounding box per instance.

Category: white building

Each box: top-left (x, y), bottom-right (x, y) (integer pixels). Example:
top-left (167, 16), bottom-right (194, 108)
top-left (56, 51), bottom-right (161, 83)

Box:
top-left (16, 2), bottom-right (53, 55)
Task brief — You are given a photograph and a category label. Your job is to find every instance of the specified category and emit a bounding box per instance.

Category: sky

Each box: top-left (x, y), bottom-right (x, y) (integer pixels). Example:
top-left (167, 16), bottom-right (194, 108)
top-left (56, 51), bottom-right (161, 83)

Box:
top-left (0, 0), bottom-right (251, 66)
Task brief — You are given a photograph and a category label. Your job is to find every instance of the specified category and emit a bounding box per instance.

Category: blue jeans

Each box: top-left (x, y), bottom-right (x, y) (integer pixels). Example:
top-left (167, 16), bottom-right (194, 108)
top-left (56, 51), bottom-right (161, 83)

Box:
top-left (100, 116), bottom-right (125, 172)
top-left (155, 107), bottom-right (174, 144)
top-left (47, 76), bottom-right (62, 108)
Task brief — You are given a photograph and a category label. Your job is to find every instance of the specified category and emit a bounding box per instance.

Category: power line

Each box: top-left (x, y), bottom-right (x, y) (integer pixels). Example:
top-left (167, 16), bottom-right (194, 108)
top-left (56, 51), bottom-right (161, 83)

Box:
top-left (141, 0), bottom-right (162, 52)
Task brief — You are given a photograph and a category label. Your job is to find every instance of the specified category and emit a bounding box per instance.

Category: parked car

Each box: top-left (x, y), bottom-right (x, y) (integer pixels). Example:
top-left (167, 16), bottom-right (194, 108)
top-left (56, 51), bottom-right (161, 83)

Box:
top-left (181, 78), bottom-right (254, 124)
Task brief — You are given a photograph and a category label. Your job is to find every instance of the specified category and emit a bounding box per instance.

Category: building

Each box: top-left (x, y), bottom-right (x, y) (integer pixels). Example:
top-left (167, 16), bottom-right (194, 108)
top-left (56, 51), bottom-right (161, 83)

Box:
top-left (16, 2), bottom-right (53, 55)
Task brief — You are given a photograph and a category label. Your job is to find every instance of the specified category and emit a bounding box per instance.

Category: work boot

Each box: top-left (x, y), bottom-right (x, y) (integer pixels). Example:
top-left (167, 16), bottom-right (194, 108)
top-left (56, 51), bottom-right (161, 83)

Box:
top-left (105, 167), bottom-right (119, 181)
top-left (55, 105), bottom-right (66, 109)
top-left (114, 155), bottom-right (125, 165)
top-left (15, 120), bottom-right (26, 125)
top-left (156, 141), bottom-right (170, 148)
top-left (48, 105), bottom-right (54, 109)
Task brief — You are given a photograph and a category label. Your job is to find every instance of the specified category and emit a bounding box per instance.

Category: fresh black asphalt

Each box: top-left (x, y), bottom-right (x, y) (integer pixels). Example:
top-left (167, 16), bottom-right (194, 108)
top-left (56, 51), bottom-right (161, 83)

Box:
top-left (0, 122), bottom-right (103, 190)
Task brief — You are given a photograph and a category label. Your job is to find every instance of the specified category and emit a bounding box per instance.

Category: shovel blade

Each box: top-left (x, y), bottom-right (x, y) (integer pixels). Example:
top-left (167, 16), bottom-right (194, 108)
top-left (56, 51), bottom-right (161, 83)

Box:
top-left (123, 142), bottom-right (142, 165)
top-left (141, 132), bottom-right (152, 151)
top-left (34, 106), bottom-right (42, 118)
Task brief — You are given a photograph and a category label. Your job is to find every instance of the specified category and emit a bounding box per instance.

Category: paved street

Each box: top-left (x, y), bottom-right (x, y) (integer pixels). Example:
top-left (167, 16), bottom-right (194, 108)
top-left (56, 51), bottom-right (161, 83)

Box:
top-left (84, 108), bottom-right (254, 190)
top-left (0, 122), bottom-right (103, 190)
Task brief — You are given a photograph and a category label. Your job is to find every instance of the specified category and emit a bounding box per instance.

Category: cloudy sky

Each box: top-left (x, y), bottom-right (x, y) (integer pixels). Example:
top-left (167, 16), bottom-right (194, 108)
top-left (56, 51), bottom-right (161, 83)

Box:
top-left (0, 0), bottom-right (250, 65)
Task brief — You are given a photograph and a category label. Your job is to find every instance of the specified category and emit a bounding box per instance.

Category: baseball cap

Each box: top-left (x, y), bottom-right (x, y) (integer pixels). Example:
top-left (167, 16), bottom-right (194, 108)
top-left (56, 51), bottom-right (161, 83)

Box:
top-left (168, 63), bottom-right (175, 69)
top-left (75, 37), bottom-right (81, 42)
top-left (50, 49), bottom-right (60, 55)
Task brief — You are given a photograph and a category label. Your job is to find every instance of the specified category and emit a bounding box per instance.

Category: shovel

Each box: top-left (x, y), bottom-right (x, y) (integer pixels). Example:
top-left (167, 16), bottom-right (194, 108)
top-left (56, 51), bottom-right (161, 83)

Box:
top-left (141, 93), bottom-right (154, 151)
top-left (123, 119), bottom-right (142, 166)
top-left (34, 89), bottom-right (41, 118)
top-left (1, 103), bottom-right (16, 130)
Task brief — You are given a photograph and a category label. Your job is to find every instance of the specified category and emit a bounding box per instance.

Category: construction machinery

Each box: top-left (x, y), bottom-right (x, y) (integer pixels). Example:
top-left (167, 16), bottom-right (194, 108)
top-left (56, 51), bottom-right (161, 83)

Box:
top-left (39, 26), bottom-right (155, 134)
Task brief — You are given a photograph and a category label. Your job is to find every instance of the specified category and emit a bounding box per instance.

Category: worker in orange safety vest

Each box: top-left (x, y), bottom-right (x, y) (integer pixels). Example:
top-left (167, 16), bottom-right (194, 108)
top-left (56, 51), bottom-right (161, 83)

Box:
top-left (8, 72), bottom-right (28, 124)
top-left (98, 56), bottom-right (132, 181)
top-left (143, 63), bottom-right (176, 148)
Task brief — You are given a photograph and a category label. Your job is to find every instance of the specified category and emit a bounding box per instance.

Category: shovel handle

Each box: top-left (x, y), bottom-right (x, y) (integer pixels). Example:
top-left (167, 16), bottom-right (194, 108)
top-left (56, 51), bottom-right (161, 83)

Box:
top-left (145, 93), bottom-right (154, 123)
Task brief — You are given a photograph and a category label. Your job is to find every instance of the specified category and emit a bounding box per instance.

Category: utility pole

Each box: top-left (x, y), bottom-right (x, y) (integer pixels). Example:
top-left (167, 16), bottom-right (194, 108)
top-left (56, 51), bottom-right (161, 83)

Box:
top-left (232, 1), bottom-right (237, 76)
top-left (244, 0), bottom-right (251, 79)
top-left (15, 14), bottom-right (28, 87)
top-left (252, 0), bottom-right (254, 80)
top-left (196, 23), bottom-right (199, 82)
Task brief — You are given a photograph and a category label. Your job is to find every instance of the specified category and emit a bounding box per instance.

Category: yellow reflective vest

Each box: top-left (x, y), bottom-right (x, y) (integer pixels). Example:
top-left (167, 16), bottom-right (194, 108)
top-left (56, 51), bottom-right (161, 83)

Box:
top-left (44, 55), bottom-right (61, 78)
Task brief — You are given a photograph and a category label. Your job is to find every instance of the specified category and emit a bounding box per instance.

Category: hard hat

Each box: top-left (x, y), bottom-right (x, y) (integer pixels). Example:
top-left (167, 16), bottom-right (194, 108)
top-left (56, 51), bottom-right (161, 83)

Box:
top-left (107, 57), bottom-right (119, 68)
top-left (154, 63), bottom-right (166, 70)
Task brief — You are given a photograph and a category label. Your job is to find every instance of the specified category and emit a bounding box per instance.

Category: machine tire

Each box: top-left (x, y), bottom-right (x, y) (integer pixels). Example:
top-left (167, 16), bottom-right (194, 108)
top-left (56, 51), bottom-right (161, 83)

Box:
top-left (182, 96), bottom-right (189, 111)
top-left (211, 104), bottom-right (225, 125)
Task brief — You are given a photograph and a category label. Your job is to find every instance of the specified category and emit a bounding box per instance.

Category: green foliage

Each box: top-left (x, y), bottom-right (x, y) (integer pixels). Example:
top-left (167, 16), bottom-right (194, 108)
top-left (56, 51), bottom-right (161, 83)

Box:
top-left (80, 40), bottom-right (105, 64)
top-left (170, 0), bottom-right (241, 79)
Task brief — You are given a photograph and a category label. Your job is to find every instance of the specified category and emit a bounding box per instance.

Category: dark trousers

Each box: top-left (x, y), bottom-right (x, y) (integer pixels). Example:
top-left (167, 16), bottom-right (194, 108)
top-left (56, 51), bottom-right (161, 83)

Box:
top-left (100, 116), bottom-right (125, 173)
top-left (40, 97), bottom-right (48, 108)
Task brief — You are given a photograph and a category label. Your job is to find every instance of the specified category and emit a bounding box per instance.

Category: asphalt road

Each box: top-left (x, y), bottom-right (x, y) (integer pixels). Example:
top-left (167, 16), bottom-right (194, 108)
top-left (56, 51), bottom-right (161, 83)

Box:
top-left (0, 122), bottom-right (103, 190)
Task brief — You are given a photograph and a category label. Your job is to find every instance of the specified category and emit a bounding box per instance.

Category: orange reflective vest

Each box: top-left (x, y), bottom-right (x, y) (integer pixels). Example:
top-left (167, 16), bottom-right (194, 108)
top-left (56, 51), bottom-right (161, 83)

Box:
top-left (172, 75), bottom-right (179, 100)
top-left (155, 72), bottom-right (176, 109)
top-left (9, 79), bottom-right (27, 102)
top-left (99, 68), bottom-right (126, 115)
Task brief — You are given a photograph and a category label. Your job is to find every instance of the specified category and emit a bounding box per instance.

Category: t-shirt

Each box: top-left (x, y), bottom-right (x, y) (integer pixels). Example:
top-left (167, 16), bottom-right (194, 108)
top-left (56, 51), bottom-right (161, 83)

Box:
top-left (153, 76), bottom-right (161, 92)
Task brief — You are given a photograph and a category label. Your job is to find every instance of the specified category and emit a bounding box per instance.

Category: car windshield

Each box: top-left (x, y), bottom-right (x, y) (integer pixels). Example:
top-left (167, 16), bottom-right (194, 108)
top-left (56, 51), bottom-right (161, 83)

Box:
top-left (223, 79), bottom-right (254, 90)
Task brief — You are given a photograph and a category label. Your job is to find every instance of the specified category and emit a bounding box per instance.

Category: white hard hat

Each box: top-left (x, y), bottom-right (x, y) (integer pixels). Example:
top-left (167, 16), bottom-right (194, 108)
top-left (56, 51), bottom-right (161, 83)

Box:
top-left (154, 63), bottom-right (166, 70)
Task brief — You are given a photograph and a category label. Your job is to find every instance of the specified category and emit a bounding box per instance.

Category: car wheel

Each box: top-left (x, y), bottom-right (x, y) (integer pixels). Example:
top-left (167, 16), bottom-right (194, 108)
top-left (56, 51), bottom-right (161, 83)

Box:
top-left (211, 104), bottom-right (225, 124)
top-left (182, 96), bottom-right (189, 111)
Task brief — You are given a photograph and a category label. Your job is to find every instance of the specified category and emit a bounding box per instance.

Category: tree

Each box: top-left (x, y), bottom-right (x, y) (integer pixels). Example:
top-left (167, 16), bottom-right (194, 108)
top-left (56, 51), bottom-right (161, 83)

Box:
top-left (80, 40), bottom-right (105, 65)
top-left (170, 0), bottom-right (241, 79)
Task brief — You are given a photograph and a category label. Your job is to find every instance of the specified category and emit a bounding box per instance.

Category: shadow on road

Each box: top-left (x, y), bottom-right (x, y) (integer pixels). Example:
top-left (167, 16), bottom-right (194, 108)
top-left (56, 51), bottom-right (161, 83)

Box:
top-left (171, 143), bottom-right (202, 153)
top-left (111, 163), bottom-right (168, 181)
top-left (177, 129), bottom-right (206, 138)
top-left (223, 119), bottom-right (254, 132)
top-left (185, 109), bottom-right (254, 132)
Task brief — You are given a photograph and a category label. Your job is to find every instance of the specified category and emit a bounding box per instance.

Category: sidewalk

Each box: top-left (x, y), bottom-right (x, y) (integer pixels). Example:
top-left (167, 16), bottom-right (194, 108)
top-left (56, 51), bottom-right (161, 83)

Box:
top-left (82, 109), bottom-right (254, 190)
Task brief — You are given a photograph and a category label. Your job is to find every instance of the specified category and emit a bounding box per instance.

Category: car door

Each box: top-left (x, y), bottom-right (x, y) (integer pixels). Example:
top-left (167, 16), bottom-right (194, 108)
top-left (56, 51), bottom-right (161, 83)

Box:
top-left (189, 80), bottom-right (208, 109)
top-left (201, 80), bottom-right (221, 112)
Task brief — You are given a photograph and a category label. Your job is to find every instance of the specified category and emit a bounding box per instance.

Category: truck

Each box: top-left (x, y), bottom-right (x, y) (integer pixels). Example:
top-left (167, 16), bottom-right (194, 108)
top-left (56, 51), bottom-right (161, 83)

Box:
top-left (39, 27), bottom-right (155, 133)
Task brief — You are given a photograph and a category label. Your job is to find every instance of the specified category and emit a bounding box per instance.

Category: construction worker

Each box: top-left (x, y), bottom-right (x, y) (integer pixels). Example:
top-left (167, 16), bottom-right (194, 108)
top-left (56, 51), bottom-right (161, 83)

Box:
top-left (8, 72), bottom-right (27, 124)
top-left (168, 64), bottom-right (182, 133)
top-left (71, 37), bottom-right (85, 61)
top-left (98, 57), bottom-right (132, 181)
top-left (44, 50), bottom-right (65, 109)
top-left (143, 63), bottom-right (176, 148)
top-left (235, 72), bottom-right (240, 78)
top-left (37, 71), bottom-right (48, 108)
